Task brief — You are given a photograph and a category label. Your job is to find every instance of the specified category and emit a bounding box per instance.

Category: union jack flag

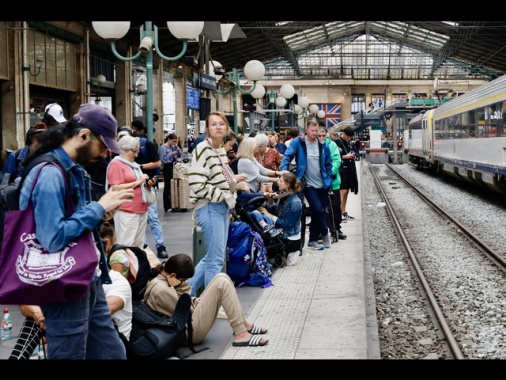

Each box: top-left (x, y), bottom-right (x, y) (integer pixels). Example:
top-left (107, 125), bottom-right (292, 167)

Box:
top-left (308, 103), bottom-right (341, 129)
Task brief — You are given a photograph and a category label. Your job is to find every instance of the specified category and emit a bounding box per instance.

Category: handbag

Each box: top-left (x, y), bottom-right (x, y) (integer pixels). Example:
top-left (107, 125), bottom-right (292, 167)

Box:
top-left (145, 186), bottom-right (156, 206)
top-left (173, 161), bottom-right (190, 179)
top-left (0, 162), bottom-right (98, 306)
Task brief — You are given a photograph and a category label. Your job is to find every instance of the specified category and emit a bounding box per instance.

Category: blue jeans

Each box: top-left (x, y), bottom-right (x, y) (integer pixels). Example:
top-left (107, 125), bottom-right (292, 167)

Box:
top-left (304, 186), bottom-right (330, 243)
top-left (249, 210), bottom-right (273, 226)
top-left (187, 201), bottom-right (229, 297)
top-left (41, 278), bottom-right (126, 359)
top-left (145, 188), bottom-right (165, 248)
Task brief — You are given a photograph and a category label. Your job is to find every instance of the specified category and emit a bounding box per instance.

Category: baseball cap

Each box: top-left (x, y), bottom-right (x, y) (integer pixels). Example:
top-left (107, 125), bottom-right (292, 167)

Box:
top-left (45, 103), bottom-right (67, 123)
top-left (343, 127), bottom-right (355, 137)
top-left (70, 104), bottom-right (121, 154)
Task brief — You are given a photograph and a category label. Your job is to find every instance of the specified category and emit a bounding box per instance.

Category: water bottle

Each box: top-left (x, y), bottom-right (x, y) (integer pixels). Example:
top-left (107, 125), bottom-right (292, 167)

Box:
top-left (1, 307), bottom-right (13, 341)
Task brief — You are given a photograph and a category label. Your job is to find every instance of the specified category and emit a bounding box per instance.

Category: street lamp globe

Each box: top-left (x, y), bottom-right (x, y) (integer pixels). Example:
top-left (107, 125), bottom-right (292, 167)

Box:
top-left (309, 104), bottom-right (320, 114)
top-left (298, 96), bottom-right (309, 109)
top-left (317, 110), bottom-right (326, 119)
top-left (280, 84), bottom-right (295, 100)
top-left (294, 104), bottom-right (303, 115)
top-left (243, 60), bottom-right (265, 81)
top-left (92, 22), bottom-right (131, 40)
top-left (209, 60), bottom-right (223, 81)
top-left (250, 84), bottom-right (265, 99)
top-left (167, 22), bottom-right (204, 40)
top-left (275, 96), bottom-right (287, 108)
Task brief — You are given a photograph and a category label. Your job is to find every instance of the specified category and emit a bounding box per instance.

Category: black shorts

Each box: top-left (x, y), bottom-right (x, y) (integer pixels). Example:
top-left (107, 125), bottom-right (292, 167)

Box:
top-left (339, 165), bottom-right (352, 189)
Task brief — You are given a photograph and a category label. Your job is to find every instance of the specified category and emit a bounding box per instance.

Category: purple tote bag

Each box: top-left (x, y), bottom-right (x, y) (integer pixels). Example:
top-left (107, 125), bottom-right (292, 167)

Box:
top-left (0, 163), bottom-right (98, 305)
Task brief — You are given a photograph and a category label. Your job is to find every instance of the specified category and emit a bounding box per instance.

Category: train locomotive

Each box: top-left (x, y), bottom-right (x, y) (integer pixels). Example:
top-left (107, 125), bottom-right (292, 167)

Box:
top-left (405, 74), bottom-right (506, 194)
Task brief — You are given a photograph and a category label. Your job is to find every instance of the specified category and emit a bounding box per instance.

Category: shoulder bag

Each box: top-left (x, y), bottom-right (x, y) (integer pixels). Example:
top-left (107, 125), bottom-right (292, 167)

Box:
top-left (0, 162), bottom-right (98, 305)
top-left (145, 186), bottom-right (156, 206)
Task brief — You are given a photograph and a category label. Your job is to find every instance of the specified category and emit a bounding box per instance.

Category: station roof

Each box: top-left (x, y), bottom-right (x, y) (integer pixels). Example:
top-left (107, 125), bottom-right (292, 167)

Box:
top-left (119, 21), bottom-right (506, 82)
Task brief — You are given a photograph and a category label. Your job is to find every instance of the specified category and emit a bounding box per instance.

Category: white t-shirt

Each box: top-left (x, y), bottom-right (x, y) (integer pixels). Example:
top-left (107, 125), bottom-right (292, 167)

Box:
top-left (103, 270), bottom-right (133, 340)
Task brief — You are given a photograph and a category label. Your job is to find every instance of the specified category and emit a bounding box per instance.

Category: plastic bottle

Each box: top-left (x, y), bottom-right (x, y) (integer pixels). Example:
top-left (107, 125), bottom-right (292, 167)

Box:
top-left (1, 307), bottom-right (13, 341)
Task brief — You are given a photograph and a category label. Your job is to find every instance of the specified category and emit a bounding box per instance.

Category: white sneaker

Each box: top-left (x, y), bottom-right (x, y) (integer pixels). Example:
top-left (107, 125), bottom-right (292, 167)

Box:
top-left (287, 251), bottom-right (300, 266)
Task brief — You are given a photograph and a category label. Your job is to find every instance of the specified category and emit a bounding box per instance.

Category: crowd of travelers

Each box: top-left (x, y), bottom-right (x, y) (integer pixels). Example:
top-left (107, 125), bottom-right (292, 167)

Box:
top-left (1, 103), bottom-right (358, 359)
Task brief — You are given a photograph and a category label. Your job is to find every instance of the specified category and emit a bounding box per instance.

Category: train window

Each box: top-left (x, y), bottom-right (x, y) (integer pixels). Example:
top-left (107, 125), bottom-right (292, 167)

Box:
top-left (476, 107), bottom-right (486, 137)
top-left (460, 113), bottom-right (469, 138)
top-left (468, 110), bottom-right (476, 137)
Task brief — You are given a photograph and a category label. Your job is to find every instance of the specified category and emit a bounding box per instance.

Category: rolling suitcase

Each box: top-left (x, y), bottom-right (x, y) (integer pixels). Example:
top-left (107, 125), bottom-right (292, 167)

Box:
top-left (171, 178), bottom-right (193, 211)
top-left (170, 179), bottom-right (179, 210)
top-left (192, 225), bottom-right (206, 266)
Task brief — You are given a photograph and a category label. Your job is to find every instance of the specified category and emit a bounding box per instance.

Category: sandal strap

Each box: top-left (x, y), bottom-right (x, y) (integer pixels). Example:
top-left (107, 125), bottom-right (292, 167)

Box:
top-left (248, 325), bottom-right (266, 334)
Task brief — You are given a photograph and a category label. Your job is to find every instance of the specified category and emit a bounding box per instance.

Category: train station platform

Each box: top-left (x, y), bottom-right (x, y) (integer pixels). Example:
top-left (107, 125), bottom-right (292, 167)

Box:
top-left (0, 161), bottom-right (380, 360)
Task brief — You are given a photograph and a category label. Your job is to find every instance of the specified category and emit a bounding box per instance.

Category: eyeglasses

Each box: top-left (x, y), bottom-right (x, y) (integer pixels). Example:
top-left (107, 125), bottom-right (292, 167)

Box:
top-left (130, 149), bottom-right (140, 155)
top-left (209, 122), bottom-right (226, 128)
top-left (90, 132), bottom-right (108, 152)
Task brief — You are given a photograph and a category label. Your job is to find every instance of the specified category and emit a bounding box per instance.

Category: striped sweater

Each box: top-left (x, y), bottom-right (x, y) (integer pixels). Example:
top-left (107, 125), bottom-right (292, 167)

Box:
top-left (188, 139), bottom-right (236, 210)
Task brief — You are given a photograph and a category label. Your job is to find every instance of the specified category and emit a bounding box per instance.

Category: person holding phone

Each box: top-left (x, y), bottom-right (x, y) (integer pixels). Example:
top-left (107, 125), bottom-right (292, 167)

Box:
top-left (159, 133), bottom-right (181, 212)
top-left (106, 134), bottom-right (156, 249)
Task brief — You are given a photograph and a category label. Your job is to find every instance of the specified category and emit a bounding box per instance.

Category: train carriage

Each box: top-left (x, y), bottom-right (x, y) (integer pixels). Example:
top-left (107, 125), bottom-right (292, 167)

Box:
top-left (406, 74), bottom-right (506, 193)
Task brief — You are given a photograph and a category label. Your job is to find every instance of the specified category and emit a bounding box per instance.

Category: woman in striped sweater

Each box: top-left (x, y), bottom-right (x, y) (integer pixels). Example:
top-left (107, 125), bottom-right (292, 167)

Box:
top-left (186, 112), bottom-right (246, 297)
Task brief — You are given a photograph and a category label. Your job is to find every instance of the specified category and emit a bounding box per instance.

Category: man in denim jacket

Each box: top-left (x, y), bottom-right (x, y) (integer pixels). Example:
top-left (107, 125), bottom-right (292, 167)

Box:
top-left (19, 104), bottom-right (134, 359)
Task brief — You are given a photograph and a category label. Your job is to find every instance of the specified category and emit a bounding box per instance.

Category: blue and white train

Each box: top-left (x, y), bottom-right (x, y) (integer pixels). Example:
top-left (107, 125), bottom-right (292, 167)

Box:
top-left (405, 74), bottom-right (506, 193)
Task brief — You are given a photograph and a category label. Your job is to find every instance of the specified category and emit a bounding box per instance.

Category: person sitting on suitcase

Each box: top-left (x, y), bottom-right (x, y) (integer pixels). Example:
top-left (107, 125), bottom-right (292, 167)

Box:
top-left (144, 253), bottom-right (269, 347)
top-left (257, 171), bottom-right (303, 266)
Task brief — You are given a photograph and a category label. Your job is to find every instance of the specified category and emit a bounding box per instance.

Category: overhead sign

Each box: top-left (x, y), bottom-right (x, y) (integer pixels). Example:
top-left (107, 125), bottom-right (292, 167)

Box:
top-left (199, 73), bottom-right (216, 90)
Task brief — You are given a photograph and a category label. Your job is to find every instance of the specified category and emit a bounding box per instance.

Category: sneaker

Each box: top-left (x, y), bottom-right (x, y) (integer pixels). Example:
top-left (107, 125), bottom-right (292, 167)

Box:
top-left (322, 234), bottom-right (331, 248)
top-left (342, 212), bottom-right (354, 220)
top-left (157, 245), bottom-right (169, 259)
top-left (269, 228), bottom-right (283, 237)
top-left (263, 224), bottom-right (274, 233)
top-left (308, 241), bottom-right (324, 250)
top-left (338, 230), bottom-right (347, 240)
top-left (287, 251), bottom-right (300, 266)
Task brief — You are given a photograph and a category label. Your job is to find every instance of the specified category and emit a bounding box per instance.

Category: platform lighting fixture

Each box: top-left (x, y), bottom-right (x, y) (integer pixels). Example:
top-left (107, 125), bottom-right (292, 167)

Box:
top-left (92, 21), bottom-right (204, 141)
top-left (22, 59), bottom-right (44, 77)
top-left (215, 60), bottom-right (265, 135)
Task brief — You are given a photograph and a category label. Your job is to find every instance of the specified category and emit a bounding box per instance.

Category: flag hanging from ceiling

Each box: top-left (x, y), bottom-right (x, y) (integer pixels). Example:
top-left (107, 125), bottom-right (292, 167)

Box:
top-left (307, 103), bottom-right (341, 129)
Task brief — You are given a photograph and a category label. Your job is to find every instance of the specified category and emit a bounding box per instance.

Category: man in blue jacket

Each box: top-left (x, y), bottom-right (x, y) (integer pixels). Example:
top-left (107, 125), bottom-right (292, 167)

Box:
top-left (280, 120), bottom-right (333, 250)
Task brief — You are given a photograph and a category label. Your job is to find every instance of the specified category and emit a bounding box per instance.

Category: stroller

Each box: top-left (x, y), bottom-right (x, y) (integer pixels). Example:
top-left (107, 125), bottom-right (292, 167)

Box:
top-left (231, 194), bottom-right (306, 268)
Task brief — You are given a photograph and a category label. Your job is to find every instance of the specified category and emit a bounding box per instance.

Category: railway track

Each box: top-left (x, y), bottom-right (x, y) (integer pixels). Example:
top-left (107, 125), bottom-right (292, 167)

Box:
top-left (364, 162), bottom-right (506, 359)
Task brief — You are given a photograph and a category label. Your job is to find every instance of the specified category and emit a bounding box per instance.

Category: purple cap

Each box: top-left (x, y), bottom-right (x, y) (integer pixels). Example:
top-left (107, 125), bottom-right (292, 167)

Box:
top-left (71, 104), bottom-right (120, 154)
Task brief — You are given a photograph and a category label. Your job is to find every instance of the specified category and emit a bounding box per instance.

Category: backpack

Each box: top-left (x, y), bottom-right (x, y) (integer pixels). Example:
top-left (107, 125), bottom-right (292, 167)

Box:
top-left (0, 154), bottom-right (62, 213)
top-left (226, 221), bottom-right (273, 287)
top-left (119, 294), bottom-right (207, 359)
top-left (139, 137), bottom-right (160, 176)
top-left (109, 244), bottom-right (154, 300)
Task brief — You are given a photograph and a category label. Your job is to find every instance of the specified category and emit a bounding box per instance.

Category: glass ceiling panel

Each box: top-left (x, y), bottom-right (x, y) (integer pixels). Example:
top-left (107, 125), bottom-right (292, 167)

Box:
top-left (259, 21), bottom-right (491, 80)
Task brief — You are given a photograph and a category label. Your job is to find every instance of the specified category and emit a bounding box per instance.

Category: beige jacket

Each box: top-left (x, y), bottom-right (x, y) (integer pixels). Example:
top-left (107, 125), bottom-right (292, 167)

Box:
top-left (143, 274), bottom-right (194, 316)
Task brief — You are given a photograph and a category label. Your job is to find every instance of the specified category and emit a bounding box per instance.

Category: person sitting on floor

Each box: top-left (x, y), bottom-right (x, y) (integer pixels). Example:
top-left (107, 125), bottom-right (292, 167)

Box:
top-left (143, 253), bottom-right (269, 347)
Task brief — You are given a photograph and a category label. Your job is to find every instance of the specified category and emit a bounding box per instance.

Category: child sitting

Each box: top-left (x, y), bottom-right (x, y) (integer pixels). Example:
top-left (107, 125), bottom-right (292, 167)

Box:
top-left (236, 181), bottom-right (282, 237)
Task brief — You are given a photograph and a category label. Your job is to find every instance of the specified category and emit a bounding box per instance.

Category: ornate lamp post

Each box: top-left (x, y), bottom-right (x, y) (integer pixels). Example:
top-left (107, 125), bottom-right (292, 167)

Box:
top-left (215, 60), bottom-right (265, 135)
top-left (92, 21), bottom-right (204, 141)
top-left (251, 83), bottom-right (295, 132)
